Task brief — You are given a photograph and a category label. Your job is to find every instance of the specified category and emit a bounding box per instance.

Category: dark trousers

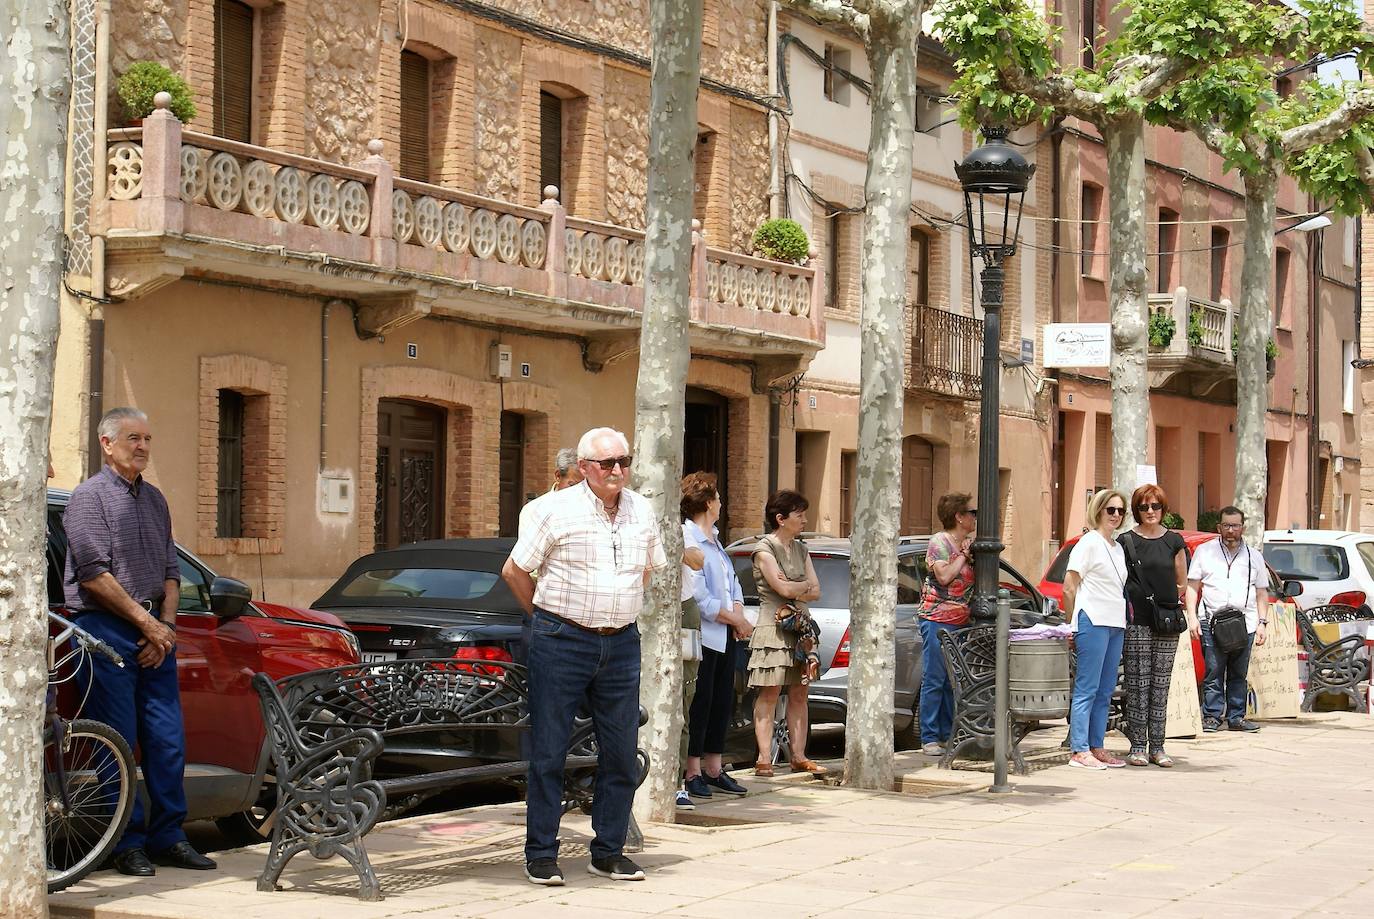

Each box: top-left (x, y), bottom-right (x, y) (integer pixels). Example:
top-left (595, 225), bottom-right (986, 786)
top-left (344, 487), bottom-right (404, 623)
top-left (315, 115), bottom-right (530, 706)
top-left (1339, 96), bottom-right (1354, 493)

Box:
top-left (1201, 622), bottom-right (1255, 724)
top-left (525, 609), bottom-right (640, 863)
top-left (78, 611), bottom-right (189, 854)
top-left (688, 637), bottom-right (737, 758)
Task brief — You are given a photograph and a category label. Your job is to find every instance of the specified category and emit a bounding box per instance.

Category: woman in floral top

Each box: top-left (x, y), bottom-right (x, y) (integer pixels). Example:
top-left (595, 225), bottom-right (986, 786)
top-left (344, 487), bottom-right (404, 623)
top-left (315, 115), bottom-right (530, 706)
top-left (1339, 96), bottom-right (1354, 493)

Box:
top-left (916, 492), bottom-right (977, 756)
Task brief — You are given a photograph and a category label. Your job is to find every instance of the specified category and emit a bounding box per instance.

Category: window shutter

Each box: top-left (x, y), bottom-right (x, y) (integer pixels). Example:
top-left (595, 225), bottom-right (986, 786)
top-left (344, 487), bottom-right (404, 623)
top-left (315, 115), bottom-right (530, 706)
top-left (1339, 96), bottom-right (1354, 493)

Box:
top-left (399, 51), bottom-right (431, 181)
top-left (217, 390), bottom-right (245, 538)
top-left (540, 91), bottom-right (563, 197)
top-left (214, 0), bottom-right (254, 143)
top-left (1094, 420), bottom-right (1112, 490)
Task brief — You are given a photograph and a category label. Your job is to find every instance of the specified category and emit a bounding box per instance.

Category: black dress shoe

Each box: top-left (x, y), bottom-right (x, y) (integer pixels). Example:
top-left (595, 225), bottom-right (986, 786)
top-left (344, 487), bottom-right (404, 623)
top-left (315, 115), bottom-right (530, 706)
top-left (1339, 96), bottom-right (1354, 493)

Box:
top-left (111, 848), bottom-right (155, 877)
top-left (151, 841), bottom-right (217, 870)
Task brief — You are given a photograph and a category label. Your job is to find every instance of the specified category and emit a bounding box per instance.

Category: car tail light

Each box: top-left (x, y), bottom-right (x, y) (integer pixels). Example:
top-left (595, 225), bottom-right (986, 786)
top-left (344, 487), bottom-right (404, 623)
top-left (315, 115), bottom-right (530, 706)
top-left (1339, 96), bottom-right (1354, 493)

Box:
top-left (831, 629), bottom-right (850, 669)
top-left (451, 644), bottom-right (514, 675)
top-left (1330, 590), bottom-right (1366, 608)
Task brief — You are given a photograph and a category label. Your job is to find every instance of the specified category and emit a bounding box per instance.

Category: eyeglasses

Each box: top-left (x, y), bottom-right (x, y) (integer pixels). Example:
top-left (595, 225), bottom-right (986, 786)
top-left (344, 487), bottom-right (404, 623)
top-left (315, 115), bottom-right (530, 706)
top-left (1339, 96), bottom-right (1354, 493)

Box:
top-left (589, 455), bottom-right (633, 471)
top-left (1219, 522), bottom-right (1244, 530)
top-left (1138, 502), bottom-right (1164, 513)
top-left (1104, 506), bottom-right (1126, 517)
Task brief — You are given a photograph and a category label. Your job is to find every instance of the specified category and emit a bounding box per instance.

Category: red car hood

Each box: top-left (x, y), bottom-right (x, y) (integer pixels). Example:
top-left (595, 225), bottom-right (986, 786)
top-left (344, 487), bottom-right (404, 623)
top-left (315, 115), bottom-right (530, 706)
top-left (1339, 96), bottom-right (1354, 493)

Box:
top-left (254, 600), bottom-right (348, 629)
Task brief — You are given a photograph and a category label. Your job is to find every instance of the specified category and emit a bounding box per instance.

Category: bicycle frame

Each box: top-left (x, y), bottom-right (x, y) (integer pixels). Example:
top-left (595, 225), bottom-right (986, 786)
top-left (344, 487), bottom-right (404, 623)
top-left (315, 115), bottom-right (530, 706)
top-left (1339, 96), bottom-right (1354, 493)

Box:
top-left (45, 611), bottom-right (125, 816)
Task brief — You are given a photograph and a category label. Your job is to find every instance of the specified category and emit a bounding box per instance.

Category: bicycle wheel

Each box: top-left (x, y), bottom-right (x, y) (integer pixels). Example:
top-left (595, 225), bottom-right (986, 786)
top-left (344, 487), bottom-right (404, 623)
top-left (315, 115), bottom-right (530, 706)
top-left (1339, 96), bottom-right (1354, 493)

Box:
top-left (45, 719), bottom-right (135, 893)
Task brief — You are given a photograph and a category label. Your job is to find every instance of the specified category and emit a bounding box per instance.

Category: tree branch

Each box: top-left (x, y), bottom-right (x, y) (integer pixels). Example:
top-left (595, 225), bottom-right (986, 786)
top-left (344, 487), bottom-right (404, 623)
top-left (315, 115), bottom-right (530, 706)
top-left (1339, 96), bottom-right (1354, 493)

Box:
top-left (780, 0), bottom-right (870, 38)
top-left (993, 30), bottom-right (1104, 121)
top-left (1281, 87), bottom-right (1374, 155)
top-left (1355, 146), bottom-right (1374, 195)
top-left (1127, 56), bottom-right (1191, 103)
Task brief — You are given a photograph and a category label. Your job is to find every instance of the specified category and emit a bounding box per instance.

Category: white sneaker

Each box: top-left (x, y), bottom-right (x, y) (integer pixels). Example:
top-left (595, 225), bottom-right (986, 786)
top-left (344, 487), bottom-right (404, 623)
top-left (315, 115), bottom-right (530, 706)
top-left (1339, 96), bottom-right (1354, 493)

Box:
top-left (921, 742), bottom-right (945, 756)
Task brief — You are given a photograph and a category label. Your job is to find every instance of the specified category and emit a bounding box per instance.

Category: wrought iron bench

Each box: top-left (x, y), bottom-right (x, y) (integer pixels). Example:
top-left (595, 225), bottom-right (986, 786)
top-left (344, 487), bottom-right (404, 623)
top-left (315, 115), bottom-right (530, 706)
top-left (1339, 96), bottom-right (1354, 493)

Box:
top-left (936, 625), bottom-right (1033, 773)
top-left (1296, 605), bottom-right (1372, 713)
top-left (252, 658), bottom-right (645, 900)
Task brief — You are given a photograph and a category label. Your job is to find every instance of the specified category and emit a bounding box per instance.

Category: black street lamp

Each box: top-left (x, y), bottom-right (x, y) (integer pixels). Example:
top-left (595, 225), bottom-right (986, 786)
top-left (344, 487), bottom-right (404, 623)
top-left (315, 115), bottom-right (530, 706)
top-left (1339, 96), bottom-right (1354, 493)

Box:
top-left (956, 124), bottom-right (1034, 792)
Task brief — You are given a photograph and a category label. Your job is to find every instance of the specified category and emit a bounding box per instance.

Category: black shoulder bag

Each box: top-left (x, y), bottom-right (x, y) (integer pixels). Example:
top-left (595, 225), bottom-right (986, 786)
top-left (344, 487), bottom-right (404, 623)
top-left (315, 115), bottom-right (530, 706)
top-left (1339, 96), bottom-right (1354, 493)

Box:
top-left (1206, 546), bottom-right (1252, 654)
top-left (1121, 533), bottom-right (1186, 636)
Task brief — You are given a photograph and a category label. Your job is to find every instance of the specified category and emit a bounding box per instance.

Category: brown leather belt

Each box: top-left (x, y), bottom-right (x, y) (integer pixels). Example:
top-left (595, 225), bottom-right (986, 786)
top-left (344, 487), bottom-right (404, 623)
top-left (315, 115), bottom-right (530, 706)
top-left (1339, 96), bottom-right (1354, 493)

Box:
top-left (538, 609), bottom-right (634, 636)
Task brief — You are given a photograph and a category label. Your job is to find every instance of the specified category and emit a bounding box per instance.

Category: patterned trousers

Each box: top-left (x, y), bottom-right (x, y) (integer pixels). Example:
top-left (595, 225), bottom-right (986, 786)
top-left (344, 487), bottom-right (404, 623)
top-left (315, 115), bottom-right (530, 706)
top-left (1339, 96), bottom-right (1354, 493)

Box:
top-left (1123, 624), bottom-right (1179, 753)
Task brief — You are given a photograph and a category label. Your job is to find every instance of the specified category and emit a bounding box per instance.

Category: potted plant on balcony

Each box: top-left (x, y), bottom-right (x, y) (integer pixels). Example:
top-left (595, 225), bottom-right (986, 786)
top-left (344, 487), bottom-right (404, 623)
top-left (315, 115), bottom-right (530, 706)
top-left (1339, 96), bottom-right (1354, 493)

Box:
top-left (1187, 307), bottom-right (1205, 349)
top-left (751, 218), bottom-right (810, 264)
top-left (117, 61), bottom-right (197, 125)
top-left (1148, 310), bottom-right (1176, 349)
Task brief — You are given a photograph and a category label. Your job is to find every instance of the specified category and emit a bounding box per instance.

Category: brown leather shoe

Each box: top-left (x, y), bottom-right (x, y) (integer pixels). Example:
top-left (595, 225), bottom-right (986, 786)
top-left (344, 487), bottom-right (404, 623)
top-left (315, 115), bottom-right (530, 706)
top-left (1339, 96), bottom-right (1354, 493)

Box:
top-left (789, 759), bottom-right (828, 775)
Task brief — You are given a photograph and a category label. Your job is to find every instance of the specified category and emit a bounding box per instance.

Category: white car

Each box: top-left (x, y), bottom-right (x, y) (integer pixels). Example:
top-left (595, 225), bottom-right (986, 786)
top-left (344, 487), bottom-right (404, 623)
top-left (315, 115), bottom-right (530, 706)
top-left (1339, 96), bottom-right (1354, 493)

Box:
top-left (1262, 529), bottom-right (1374, 610)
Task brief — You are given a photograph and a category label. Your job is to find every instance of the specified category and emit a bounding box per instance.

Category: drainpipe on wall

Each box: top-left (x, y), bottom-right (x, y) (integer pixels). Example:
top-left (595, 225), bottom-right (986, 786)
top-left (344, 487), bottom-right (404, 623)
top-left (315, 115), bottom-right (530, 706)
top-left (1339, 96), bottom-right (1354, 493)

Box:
top-left (86, 0), bottom-right (111, 479)
top-left (1048, 122), bottom-right (1064, 543)
top-left (766, 1), bottom-right (782, 220)
top-left (1308, 201), bottom-right (1321, 527)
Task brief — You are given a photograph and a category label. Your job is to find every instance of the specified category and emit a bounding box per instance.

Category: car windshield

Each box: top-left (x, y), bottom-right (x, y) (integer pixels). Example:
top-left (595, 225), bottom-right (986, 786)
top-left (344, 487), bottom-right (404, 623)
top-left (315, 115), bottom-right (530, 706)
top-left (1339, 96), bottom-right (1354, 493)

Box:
top-left (1263, 543), bottom-right (1349, 581)
top-left (336, 567), bottom-right (503, 601)
top-left (732, 553), bottom-right (851, 607)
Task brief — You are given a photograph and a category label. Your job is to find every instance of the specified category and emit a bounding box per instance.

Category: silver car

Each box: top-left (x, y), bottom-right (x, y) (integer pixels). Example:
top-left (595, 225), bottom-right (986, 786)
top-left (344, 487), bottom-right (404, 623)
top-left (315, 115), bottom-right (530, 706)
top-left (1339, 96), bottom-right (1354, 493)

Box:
top-left (727, 535), bottom-right (1053, 747)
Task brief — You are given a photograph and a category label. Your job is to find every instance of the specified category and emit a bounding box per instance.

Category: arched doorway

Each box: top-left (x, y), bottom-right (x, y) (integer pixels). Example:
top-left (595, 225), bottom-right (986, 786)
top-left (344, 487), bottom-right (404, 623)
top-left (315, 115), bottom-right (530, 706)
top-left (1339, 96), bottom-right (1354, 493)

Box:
top-left (900, 436), bottom-right (935, 536)
top-left (685, 387), bottom-right (730, 535)
top-left (374, 399), bottom-right (445, 550)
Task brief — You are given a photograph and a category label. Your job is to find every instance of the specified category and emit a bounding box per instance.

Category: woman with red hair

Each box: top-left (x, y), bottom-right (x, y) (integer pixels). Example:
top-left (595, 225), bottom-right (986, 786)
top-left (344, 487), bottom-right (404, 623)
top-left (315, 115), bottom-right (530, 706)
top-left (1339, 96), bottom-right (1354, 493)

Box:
top-left (1118, 484), bottom-right (1188, 767)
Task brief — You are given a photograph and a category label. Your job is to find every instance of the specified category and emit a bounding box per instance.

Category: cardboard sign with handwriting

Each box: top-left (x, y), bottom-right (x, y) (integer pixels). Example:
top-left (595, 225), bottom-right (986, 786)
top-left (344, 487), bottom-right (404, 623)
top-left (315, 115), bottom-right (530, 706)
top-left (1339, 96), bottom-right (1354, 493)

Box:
top-left (1246, 599), bottom-right (1300, 719)
top-left (1165, 633), bottom-right (1203, 737)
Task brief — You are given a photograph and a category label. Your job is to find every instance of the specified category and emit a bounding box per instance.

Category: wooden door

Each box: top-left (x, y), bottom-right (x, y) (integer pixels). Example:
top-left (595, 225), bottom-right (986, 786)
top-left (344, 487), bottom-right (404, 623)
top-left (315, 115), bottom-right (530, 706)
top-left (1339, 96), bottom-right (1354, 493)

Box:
top-left (499, 411), bottom-right (525, 537)
top-left (900, 436), bottom-right (934, 535)
top-left (685, 387), bottom-right (730, 534)
top-left (375, 400), bottom-right (445, 550)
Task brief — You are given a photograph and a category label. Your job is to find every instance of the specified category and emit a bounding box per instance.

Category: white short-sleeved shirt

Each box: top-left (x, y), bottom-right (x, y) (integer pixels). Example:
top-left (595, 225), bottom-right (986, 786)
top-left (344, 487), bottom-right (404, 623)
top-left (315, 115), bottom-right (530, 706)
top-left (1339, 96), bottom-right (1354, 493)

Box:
top-left (1187, 538), bottom-right (1267, 633)
top-left (681, 521), bottom-right (700, 602)
top-left (1066, 531), bottom-right (1129, 631)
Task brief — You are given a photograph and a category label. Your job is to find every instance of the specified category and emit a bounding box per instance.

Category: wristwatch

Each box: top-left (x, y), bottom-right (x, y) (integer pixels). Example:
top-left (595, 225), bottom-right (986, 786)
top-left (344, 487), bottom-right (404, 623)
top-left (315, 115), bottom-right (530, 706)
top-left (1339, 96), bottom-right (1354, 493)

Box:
top-left (1258, 618), bottom-right (1268, 626)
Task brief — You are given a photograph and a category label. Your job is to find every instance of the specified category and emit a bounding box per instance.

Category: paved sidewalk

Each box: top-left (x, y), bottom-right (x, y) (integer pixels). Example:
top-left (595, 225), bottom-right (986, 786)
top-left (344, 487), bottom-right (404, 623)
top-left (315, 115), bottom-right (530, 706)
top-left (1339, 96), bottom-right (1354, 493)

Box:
top-left (50, 713), bottom-right (1374, 918)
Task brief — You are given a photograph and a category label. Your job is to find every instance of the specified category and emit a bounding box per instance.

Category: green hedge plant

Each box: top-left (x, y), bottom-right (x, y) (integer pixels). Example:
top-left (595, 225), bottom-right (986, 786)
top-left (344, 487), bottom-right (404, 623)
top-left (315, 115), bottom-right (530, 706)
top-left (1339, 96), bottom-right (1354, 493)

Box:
top-left (117, 61), bottom-right (196, 124)
top-left (752, 219), bottom-right (810, 264)
top-left (1197, 508), bottom-right (1222, 533)
top-left (1162, 511), bottom-right (1185, 530)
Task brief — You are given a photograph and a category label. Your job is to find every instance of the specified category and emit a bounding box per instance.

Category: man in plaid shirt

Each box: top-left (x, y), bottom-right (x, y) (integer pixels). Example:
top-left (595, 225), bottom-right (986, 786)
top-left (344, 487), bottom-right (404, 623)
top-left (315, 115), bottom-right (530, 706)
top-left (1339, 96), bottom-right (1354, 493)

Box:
top-left (502, 427), bottom-right (666, 886)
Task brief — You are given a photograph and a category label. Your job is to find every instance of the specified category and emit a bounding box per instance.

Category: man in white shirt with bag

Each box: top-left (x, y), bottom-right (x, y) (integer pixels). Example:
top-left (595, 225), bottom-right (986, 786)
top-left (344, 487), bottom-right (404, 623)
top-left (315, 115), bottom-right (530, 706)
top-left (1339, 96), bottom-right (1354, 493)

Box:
top-left (1185, 506), bottom-right (1269, 733)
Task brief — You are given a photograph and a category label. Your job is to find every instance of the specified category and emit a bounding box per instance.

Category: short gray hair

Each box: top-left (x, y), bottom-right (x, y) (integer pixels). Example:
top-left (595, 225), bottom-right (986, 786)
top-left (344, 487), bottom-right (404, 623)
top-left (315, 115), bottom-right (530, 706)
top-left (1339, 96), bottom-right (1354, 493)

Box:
top-left (576, 427), bottom-right (629, 460)
top-left (98, 407), bottom-right (148, 441)
top-left (555, 447), bottom-right (579, 477)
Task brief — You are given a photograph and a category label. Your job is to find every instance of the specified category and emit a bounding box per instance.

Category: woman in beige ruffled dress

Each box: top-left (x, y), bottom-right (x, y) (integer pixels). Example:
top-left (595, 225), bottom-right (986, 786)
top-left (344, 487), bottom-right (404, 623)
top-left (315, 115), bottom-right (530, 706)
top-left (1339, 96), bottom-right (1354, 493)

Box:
top-left (749, 490), bottom-right (827, 777)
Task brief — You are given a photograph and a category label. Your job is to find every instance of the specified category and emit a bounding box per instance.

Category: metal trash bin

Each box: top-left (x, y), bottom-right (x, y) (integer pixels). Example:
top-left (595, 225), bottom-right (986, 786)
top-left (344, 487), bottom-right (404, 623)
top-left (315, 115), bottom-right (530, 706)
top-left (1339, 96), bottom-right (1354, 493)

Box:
top-left (1008, 638), bottom-right (1071, 720)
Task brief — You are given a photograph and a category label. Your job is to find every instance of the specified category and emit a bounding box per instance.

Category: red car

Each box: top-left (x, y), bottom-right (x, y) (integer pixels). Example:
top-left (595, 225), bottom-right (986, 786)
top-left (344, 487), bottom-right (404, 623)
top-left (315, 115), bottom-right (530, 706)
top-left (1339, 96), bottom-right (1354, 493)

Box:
top-left (1039, 529), bottom-right (1296, 684)
top-left (46, 489), bottom-right (361, 840)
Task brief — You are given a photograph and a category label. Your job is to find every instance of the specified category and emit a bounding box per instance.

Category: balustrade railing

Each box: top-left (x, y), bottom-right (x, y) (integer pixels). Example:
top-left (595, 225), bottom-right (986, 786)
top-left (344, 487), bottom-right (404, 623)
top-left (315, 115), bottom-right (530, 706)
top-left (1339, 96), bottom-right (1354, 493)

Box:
top-left (910, 303), bottom-right (982, 400)
top-left (99, 100), bottom-right (823, 345)
top-left (1148, 288), bottom-right (1236, 364)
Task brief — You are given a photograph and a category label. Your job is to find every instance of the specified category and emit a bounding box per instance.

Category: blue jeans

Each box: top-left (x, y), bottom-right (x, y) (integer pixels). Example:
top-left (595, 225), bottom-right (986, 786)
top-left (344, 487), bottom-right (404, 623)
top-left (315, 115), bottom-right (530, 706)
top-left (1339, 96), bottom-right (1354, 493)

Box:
top-left (1069, 613), bottom-right (1125, 753)
top-left (525, 609), bottom-right (641, 863)
top-left (1201, 622), bottom-right (1255, 724)
top-left (77, 611), bottom-right (189, 854)
top-left (918, 618), bottom-right (960, 744)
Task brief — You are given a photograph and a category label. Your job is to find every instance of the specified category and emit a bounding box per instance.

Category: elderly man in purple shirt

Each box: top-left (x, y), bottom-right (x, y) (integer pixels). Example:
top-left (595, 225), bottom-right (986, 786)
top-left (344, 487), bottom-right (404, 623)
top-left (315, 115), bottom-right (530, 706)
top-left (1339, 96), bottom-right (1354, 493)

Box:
top-left (63, 407), bottom-right (216, 877)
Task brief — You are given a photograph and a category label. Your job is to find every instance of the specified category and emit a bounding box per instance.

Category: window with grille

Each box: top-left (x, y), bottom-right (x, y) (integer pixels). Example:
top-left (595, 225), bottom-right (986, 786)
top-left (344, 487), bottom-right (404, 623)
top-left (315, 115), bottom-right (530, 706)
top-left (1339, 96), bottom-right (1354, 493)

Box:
top-left (399, 50), bottom-right (431, 181)
top-left (217, 389), bottom-right (245, 538)
top-left (214, 0), bottom-right (254, 143)
top-left (840, 450), bottom-right (856, 537)
top-left (828, 214), bottom-right (844, 306)
top-left (540, 91), bottom-right (563, 197)
top-left (1157, 208), bottom-right (1179, 294)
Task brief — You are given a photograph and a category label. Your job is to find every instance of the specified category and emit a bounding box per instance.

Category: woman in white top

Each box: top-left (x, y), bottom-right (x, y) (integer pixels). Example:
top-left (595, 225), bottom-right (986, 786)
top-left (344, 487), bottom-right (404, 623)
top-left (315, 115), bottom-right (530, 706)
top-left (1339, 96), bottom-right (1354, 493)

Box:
top-left (1062, 488), bottom-right (1130, 770)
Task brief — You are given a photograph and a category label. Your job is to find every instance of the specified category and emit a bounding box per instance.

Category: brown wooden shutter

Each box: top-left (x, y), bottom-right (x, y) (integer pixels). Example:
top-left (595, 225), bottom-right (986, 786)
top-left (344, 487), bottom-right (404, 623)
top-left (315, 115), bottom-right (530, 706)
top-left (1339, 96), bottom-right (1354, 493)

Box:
top-left (540, 91), bottom-right (563, 196)
top-left (399, 51), bottom-right (431, 181)
top-left (214, 0), bottom-right (254, 143)
top-left (1094, 419), bottom-right (1112, 491)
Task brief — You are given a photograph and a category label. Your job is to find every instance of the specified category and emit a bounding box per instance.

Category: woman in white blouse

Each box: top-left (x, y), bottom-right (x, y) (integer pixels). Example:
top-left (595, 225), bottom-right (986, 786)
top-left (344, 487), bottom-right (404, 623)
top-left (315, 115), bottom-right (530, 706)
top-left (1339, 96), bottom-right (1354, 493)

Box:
top-left (1061, 488), bottom-right (1131, 770)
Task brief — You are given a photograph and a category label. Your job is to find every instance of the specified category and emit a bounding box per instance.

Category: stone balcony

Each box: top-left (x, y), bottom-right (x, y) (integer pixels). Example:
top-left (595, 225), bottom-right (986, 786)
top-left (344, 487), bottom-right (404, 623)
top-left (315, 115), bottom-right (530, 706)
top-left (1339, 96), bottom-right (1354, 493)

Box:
top-left (94, 105), bottom-right (824, 382)
top-left (1147, 287), bottom-right (1241, 399)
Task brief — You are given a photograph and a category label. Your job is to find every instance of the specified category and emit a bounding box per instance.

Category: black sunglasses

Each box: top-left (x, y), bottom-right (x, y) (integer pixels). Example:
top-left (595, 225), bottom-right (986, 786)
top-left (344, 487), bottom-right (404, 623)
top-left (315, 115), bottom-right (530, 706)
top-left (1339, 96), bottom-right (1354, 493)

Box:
top-left (588, 455), bottom-right (633, 471)
top-left (1104, 506), bottom-right (1126, 517)
top-left (961, 507), bottom-right (978, 516)
top-left (1138, 502), bottom-right (1164, 512)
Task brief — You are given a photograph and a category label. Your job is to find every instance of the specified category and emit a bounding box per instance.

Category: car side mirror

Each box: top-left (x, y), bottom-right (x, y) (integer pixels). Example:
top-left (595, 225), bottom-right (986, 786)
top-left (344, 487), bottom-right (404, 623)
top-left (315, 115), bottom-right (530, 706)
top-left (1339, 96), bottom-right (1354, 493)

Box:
top-left (209, 576), bottom-right (252, 619)
top-left (1282, 579), bottom-right (1304, 599)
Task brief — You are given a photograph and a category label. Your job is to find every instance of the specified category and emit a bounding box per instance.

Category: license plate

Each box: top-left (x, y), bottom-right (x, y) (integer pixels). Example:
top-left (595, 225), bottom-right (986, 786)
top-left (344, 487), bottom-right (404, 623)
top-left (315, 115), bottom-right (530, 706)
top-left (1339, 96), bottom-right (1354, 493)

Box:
top-left (362, 652), bottom-right (397, 663)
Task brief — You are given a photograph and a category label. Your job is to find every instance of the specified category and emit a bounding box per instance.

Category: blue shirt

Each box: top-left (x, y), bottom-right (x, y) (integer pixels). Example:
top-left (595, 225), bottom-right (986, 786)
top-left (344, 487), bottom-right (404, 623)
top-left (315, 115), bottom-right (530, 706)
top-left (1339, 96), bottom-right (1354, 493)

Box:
top-left (683, 519), bottom-right (742, 653)
top-left (63, 465), bottom-right (180, 611)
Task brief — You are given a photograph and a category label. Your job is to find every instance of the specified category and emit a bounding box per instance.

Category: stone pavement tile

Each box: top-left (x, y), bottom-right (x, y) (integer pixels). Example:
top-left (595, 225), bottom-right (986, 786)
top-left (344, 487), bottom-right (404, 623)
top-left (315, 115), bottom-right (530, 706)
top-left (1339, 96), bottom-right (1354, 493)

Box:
top-left (897, 876), bottom-right (1043, 905)
top-left (538, 882), bottom-right (703, 914)
top-left (479, 899), bottom-right (647, 918)
top-left (835, 891), bottom-right (999, 916)
top-left (714, 878), bottom-right (875, 910)
top-left (1017, 887), bottom-right (1175, 914)
top-left (1307, 879), bottom-right (1374, 915)
top-left (979, 904), bottom-right (1118, 918)
top-left (1139, 901), bottom-right (1308, 919)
